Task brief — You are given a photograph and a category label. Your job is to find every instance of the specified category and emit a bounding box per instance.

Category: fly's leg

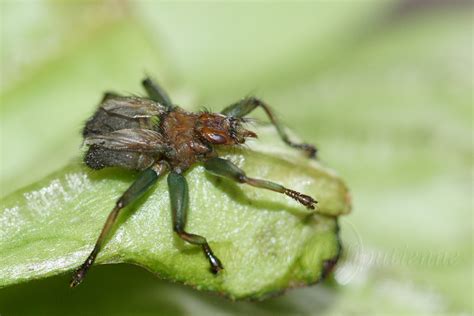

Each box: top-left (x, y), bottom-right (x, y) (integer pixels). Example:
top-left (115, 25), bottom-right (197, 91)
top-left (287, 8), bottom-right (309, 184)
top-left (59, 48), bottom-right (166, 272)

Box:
top-left (101, 91), bottom-right (121, 102)
top-left (142, 77), bottom-right (173, 107)
top-left (221, 97), bottom-right (317, 158)
top-left (167, 171), bottom-right (223, 274)
top-left (204, 157), bottom-right (317, 209)
top-left (70, 162), bottom-right (168, 287)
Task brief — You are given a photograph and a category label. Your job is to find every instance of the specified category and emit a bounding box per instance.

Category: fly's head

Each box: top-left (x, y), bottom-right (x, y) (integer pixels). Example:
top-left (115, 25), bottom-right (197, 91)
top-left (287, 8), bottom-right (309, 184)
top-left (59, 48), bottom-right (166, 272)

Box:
top-left (196, 113), bottom-right (257, 146)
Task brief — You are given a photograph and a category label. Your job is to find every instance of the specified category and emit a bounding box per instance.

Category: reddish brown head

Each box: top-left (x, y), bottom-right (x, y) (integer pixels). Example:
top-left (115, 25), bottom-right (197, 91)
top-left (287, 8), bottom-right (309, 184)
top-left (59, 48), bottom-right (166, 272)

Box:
top-left (195, 113), bottom-right (257, 145)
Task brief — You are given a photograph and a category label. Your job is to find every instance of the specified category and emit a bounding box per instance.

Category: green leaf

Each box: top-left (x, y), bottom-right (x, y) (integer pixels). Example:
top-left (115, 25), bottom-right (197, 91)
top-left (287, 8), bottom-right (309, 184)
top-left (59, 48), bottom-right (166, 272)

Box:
top-left (0, 126), bottom-right (350, 300)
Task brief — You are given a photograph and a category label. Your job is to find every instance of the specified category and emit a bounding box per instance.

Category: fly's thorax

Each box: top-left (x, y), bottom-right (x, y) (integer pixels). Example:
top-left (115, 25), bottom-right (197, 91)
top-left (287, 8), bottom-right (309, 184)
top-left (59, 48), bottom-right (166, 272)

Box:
top-left (158, 108), bottom-right (213, 170)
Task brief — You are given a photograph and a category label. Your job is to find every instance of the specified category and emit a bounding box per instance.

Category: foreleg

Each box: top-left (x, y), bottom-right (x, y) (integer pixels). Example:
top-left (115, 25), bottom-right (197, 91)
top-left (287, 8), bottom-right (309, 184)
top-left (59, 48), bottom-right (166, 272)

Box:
top-left (221, 97), bottom-right (317, 158)
top-left (204, 157), bottom-right (316, 209)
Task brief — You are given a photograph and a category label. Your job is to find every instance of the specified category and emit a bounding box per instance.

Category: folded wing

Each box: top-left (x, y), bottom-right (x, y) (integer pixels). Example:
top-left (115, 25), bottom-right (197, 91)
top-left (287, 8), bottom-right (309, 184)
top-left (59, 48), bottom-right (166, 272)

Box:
top-left (83, 95), bottom-right (167, 138)
top-left (85, 128), bottom-right (167, 152)
top-left (101, 95), bottom-right (167, 119)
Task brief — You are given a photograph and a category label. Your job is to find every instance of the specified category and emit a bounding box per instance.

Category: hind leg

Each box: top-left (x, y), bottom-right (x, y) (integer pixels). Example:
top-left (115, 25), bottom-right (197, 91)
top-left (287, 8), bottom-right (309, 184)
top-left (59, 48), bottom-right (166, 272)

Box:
top-left (142, 77), bottom-right (173, 108)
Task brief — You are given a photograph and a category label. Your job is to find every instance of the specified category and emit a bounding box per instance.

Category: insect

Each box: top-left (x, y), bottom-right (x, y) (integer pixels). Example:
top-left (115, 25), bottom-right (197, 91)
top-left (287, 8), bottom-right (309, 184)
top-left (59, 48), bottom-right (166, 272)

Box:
top-left (70, 77), bottom-right (317, 287)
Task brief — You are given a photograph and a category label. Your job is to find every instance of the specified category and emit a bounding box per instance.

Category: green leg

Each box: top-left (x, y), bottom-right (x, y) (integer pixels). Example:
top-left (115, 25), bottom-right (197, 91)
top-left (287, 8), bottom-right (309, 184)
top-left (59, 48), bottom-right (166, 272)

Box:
top-left (142, 77), bottom-right (173, 108)
top-left (221, 97), bottom-right (317, 158)
top-left (167, 171), bottom-right (223, 274)
top-left (204, 157), bottom-right (317, 209)
top-left (70, 163), bottom-right (168, 287)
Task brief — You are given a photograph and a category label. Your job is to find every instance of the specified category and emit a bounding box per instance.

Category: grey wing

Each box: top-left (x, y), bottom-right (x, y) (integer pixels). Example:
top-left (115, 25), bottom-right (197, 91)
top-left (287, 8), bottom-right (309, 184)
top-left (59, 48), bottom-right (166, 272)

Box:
top-left (84, 128), bottom-right (168, 170)
top-left (83, 95), bottom-right (167, 138)
top-left (101, 95), bottom-right (167, 119)
top-left (85, 128), bottom-right (167, 152)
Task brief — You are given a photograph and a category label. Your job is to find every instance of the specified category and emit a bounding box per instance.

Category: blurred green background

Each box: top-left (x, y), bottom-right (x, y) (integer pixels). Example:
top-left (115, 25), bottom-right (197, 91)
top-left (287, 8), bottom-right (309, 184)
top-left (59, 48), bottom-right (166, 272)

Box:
top-left (0, 1), bottom-right (472, 315)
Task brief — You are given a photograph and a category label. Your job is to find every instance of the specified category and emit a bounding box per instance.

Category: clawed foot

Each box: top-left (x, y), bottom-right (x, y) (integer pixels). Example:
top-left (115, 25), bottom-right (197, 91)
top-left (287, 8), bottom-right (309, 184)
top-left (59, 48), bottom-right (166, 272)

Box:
top-left (203, 244), bottom-right (224, 274)
top-left (285, 189), bottom-right (317, 210)
top-left (301, 143), bottom-right (317, 159)
top-left (298, 193), bottom-right (317, 210)
top-left (70, 265), bottom-right (88, 288)
top-left (210, 256), bottom-right (224, 274)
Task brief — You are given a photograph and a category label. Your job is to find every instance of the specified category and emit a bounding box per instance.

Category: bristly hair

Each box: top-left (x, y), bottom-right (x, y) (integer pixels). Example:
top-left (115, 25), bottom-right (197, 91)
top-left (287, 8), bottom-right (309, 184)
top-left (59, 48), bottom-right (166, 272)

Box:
top-left (129, 92), bottom-right (142, 98)
top-left (228, 117), bottom-right (239, 142)
top-left (198, 106), bottom-right (212, 114)
top-left (240, 117), bottom-right (258, 124)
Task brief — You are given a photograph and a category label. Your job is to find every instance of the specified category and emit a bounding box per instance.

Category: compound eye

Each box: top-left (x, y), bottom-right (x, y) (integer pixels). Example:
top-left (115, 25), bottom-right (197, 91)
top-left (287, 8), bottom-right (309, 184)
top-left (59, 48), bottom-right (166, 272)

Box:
top-left (202, 128), bottom-right (228, 144)
top-left (207, 132), bottom-right (227, 144)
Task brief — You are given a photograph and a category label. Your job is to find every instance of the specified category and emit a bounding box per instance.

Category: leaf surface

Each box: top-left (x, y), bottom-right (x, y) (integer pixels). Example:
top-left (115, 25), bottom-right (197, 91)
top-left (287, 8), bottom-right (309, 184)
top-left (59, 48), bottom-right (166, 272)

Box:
top-left (0, 127), bottom-right (350, 299)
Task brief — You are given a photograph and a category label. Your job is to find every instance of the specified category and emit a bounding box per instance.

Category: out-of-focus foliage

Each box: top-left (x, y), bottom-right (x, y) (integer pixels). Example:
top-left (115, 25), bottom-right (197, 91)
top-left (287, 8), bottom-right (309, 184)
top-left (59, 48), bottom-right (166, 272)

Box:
top-left (0, 1), bottom-right (472, 315)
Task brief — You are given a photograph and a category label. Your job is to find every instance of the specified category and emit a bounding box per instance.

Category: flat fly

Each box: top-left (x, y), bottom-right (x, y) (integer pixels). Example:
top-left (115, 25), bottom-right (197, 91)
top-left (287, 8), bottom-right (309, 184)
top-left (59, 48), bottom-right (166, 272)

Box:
top-left (70, 77), bottom-right (317, 287)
